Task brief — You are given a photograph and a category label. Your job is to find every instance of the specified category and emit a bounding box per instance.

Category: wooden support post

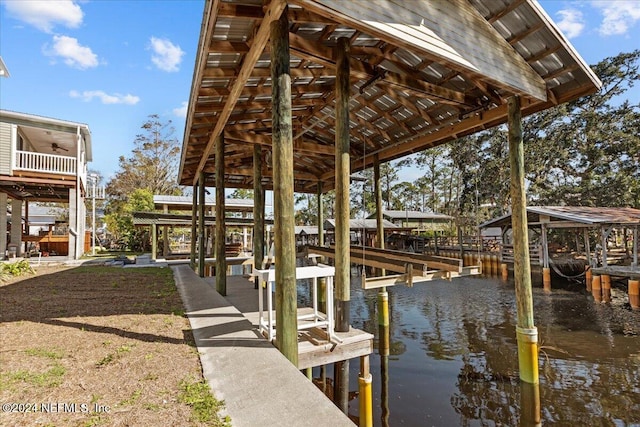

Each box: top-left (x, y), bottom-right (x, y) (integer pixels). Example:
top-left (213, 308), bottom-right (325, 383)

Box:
top-left (333, 37), bottom-right (352, 414)
top-left (335, 36), bottom-right (351, 333)
top-left (334, 360), bottom-right (349, 414)
top-left (541, 222), bottom-right (551, 292)
top-left (633, 227), bottom-right (638, 267)
top-left (163, 225), bottom-right (169, 257)
top-left (151, 224), bottom-right (157, 260)
top-left (585, 266), bottom-right (592, 291)
top-left (584, 228), bottom-right (591, 267)
top-left (271, 8), bottom-right (298, 365)
top-left (501, 263), bottom-right (509, 281)
top-left (216, 134), bottom-right (227, 296)
top-left (198, 172), bottom-right (206, 277)
top-left (601, 225), bottom-right (612, 267)
top-left (508, 96), bottom-right (538, 385)
top-left (592, 275), bottom-right (602, 303)
top-left (359, 355), bottom-right (373, 427)
top-left (253, 144), bottom-right (265, 289)
top-left (317, 182), bottom-right (326, 313)
top-left (543, 268), bottom-right (551, 293)
top-left (629, 280), bottom-right (639, 309)
top-left (602, 274), bottom-right (611, 303)
top-left (374, 154), bottom-right (385, 278)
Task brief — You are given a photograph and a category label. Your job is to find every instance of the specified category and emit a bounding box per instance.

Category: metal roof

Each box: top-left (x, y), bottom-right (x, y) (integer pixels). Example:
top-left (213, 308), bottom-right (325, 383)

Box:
top-left (153, 194), bottom-right (266, 211)
top-left (179, 0), bottom-right (601, 193)
top-left (480, 206), bottom-right (640, 229)
top-left (374, 210), bottom-right (453, 221)
top-left (132, 211), bottom-right (273, 226)
top-left (324, 218), bottom-right (397, 230)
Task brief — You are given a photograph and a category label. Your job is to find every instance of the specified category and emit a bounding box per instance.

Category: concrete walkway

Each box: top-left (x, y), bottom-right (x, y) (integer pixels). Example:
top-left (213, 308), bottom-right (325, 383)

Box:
top-left (171, 265), bottom-right (355, 427)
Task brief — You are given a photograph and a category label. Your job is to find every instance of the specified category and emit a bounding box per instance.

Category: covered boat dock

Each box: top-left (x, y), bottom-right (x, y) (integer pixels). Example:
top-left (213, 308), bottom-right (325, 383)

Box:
top-left (177, 0), bottom-right (602, 423)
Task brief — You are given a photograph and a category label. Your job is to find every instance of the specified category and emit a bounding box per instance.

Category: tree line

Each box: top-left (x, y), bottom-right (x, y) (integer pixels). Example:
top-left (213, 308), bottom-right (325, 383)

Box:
top-left (100, 51), bottom-right (639, 249)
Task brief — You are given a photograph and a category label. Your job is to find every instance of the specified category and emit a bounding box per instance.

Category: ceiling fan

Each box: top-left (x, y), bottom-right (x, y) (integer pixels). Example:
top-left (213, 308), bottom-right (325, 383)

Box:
top-left (51, 142), bottom-right (69, 153)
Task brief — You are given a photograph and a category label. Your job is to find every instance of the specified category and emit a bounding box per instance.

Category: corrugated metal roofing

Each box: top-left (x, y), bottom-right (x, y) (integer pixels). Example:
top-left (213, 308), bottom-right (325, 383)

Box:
top-left (153, 194), bottom-right (266, 211)
top-left (377, 210), bottom-right (453, 221)
top-left (480, 206), bottom-right (640, 228)
top-left (324, 218), bottom-right (398, 230)
top-left (179, 0), bottom-right (601, 193)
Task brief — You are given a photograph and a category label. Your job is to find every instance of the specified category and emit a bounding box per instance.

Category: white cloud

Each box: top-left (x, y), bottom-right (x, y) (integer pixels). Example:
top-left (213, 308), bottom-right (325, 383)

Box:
top-left (173, 101), bottom-right (188, 118)
top-left (149, 37), bottom-right (184, 72)
top-left (69, 90), bottom-right (140, 105)
top-left (592, 1), bottom-right (640, 36)
top-left (555, 8), bottom-right (585, 39)
top-left (46, 35), bottom-right (98, 69)
top-left (3, 0), bottom-right (83, 33)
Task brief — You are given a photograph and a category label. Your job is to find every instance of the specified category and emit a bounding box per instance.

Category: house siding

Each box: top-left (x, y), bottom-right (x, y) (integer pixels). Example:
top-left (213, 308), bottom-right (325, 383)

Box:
top-left (0, 121), bottom-right (12, 175)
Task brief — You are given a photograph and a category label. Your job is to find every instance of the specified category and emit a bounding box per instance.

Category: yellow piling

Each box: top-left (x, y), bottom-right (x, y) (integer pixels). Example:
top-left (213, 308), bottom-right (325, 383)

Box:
top-left (359, 356), bottom-right (373, 427)
top-left (542, 268), bottom-right (551, 293)
top-left (378, 290), bottom-right (389, 327)
top-left (491, 255), bottom-right (499, 276)
top-left (585, 266), bottom-right (592, 292)
top-left (483, 255), bottom-right (490, 276)
top-left (501, 263), bottom-right (509, 281)
top-left (592, 275), bottom-right (602, 303)
top-left (629, 280), bottom-right (639, 309)
top-left (602, 275), bottom-right (611, 303)
top-left (516, 326), bottom-right (539, 384)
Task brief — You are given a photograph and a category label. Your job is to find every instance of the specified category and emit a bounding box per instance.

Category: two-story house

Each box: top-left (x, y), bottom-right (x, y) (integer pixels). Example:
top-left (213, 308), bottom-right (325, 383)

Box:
top-left (0, 110), bottom-right (92, 259)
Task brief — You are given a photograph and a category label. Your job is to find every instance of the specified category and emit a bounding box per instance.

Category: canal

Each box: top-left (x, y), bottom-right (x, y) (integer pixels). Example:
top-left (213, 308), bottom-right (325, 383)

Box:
top-left (319, 274), bottom-right (639, 426)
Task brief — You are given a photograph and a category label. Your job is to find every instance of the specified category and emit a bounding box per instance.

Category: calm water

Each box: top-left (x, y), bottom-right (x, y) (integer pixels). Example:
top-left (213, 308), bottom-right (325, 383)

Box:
top-left (317, 274), bottom-right (640, 426)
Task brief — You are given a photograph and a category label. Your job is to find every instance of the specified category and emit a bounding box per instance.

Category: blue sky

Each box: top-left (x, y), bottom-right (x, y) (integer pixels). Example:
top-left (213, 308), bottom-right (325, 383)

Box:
top-left (1, 0), bottom-right (638, 184)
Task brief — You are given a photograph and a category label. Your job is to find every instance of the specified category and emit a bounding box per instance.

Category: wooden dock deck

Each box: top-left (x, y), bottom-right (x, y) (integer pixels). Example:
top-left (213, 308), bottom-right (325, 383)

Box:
top-left (204, 274), bottom-right (373, 370)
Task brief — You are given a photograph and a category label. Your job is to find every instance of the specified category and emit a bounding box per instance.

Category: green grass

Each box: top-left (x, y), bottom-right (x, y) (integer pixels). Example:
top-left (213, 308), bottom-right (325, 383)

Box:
top-left (178, 377), bottom-right (230, 426)
top-left (25, 347), bottom-right (65, 359)
top-left (4, 363), bottom-right (66, 388)
top-left (118, 389), bottom-right (142, 406)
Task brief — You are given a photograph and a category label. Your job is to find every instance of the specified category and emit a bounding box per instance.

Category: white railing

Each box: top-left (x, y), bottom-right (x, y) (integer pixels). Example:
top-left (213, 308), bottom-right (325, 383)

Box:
top-left (14, 150), bottom-right (77, 176)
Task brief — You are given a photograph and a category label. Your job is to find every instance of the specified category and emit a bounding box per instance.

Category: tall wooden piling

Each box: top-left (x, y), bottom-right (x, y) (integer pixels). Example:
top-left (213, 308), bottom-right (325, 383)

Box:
top-left (374, 154), bottom-right (389, 327)
top-left (317, 182), bottom-right (326, 312)
top-left (508, 96), bottom-right (538, 385)
top-left (271, 8), bottom-right (298, 365)
top-left (629, 280), bottom-right (639, 309)
top-left (190, 182), bottom-right (197, 268)
top-left (253, 144), bottom-right (265, 289)
top-left (374, 154), bottom-right (385, 277)
top-left (334, 36), bottom-right (351, 414)
top-left (198, 171), bottom-right (206, 277)
top-left (215, 134), bottom-right (227, 295)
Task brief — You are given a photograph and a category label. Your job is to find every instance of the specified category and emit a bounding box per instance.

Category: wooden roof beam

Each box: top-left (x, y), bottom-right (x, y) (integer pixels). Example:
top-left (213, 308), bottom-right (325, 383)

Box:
top-left (224, 130), bottom-right (335, 156)
top-left (193, 0), bottom-right (287, 183)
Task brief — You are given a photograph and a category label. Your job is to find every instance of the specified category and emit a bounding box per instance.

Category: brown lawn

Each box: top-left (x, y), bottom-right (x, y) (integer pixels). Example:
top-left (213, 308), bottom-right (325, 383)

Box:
top-left (0, 264), bottom-right (228, 427)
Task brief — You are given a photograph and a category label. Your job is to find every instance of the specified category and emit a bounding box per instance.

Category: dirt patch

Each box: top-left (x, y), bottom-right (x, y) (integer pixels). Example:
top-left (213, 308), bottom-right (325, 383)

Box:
top-left (0, 264), bottom-right (228, 426)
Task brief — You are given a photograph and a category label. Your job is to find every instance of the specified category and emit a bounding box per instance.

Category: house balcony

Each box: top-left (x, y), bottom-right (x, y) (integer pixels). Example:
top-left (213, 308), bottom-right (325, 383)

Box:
top-left (14, 150), bottom-right (77, 176)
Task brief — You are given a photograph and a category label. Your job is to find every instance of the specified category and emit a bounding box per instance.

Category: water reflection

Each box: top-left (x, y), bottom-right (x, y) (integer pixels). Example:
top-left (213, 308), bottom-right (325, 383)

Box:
top-left (348, 276), bottom-right (640, 426)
